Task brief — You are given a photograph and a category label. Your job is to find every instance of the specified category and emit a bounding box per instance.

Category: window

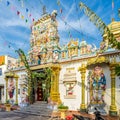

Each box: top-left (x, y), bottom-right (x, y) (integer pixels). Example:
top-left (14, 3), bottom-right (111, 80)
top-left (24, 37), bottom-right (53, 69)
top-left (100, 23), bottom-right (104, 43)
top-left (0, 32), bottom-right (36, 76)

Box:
top-left (8, 60), bottom-right (11, 64)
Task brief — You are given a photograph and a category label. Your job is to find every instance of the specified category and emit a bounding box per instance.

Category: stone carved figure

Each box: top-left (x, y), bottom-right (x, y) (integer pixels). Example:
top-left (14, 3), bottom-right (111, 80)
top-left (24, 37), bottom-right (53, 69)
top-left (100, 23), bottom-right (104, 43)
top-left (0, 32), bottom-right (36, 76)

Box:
top-left (88, 66), bottom-right (106, 104)
top-left (8, 78), bottom-right (15, 99)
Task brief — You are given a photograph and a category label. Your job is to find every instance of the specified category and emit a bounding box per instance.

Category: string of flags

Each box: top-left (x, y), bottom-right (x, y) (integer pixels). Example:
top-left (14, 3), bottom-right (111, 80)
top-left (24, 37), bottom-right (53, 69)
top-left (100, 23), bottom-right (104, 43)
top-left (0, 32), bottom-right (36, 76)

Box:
top-left (57, 0), bottom-right (63, 14)
top-left (0, 0), bottom-right (36, 49)
top-left (56, 0), bottom-right (73, 38)
top-left (4, 0), bottom-right (36, 23)
top-left (1, 0), bottom-right (104, 47)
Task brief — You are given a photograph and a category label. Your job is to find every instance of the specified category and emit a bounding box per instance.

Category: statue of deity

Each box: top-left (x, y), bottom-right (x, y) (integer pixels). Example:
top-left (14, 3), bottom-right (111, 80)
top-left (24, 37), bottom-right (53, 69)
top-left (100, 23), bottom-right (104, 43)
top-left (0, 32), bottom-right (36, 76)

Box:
top-left (8, 78), bottom-right (15, 99)
top-left (88, 66), bottom-right (106, 104)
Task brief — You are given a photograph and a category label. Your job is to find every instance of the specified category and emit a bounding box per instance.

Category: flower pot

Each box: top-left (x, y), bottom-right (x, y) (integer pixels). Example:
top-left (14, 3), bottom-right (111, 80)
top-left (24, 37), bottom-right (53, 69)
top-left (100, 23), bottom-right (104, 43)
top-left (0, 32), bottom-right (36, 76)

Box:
top-left (5, 104), bottom-right (11, 112)
top-left (58, 109), bottom-right (68, 119)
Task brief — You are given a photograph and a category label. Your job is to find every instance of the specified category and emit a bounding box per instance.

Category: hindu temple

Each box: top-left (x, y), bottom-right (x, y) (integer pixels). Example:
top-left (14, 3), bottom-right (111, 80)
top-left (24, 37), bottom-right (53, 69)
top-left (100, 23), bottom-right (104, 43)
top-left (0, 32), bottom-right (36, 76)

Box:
top-left (0, 8), bottom-right (120, 117)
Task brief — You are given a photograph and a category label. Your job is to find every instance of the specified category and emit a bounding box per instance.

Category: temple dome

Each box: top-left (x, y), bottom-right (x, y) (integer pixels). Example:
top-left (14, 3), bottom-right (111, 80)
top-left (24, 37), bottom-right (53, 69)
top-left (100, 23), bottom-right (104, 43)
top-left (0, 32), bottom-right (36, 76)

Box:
top-left (103, 19), bottom-right (120, 45)
top-left (107, 19), bottom-right (120, 34)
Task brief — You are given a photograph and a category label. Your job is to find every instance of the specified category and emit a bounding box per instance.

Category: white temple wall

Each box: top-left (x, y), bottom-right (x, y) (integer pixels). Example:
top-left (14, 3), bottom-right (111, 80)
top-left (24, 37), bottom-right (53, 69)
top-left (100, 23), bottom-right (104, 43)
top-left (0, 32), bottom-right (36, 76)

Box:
top-left (102, 64), bottom-right (111, 113)
top-left (59, 60), bottom-right (87, 110)
top-left (0, 64), bottom-right (7, 103)
top-left (17, 70), bottom-right (27, 105)
top-left (59, 60), bottom-right (119, 112)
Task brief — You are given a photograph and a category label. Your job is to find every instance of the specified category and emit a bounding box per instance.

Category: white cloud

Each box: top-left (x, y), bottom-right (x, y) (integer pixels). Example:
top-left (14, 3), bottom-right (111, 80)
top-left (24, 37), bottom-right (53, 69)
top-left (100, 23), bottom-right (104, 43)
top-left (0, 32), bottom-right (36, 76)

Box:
top-left (58, 15), bottom-right (100, 39)
top-left (0, 17), bottom-right (30, 28)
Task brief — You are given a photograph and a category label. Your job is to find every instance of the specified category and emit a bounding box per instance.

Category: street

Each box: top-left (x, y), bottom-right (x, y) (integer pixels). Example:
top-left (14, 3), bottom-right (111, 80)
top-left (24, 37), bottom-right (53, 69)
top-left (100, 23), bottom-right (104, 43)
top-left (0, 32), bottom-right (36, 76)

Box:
top-left (0, 111), bottom-right (50, 120)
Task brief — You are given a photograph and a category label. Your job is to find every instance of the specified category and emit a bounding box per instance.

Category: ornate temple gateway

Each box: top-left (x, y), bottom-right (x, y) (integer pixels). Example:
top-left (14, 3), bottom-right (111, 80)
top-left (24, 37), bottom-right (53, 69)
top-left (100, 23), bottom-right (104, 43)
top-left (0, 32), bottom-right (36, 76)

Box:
top-left (4, 10), bottom-right (120, 116)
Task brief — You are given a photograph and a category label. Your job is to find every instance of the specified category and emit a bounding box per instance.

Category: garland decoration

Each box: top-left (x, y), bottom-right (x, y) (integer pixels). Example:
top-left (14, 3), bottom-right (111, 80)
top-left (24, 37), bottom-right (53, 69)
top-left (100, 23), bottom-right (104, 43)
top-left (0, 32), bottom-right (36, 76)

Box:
top-left (16, 49), bottom-right (34, 104)
top-left (79, 2), bottom-right (120, 50)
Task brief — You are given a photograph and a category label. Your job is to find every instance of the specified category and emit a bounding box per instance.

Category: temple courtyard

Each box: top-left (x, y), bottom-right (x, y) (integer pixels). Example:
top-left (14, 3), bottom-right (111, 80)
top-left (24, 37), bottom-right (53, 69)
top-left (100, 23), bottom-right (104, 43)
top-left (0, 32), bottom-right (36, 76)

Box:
top-left (0, 101), bottom-right (119, 120)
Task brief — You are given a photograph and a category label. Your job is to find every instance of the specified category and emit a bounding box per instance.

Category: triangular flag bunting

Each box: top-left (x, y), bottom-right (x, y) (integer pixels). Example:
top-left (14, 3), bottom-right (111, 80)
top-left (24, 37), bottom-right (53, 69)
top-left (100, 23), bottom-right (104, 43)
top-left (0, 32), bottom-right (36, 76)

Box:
top-left (17, 11), bottom-right (20, 15)
top-left (7, 1), bottom-right (10, 6)
top-left (21, 15), bottom-right (24, 19)
top-left (25, 19), bottom-right (28, 23)
top-left (32, 18), bottom-right (35, 22)
top-left (60, 8), bottom-right (62, 13)
top-left (26, 8), bottom-right (29, 12)
top-left (29, 14), bottom-right (31, 17)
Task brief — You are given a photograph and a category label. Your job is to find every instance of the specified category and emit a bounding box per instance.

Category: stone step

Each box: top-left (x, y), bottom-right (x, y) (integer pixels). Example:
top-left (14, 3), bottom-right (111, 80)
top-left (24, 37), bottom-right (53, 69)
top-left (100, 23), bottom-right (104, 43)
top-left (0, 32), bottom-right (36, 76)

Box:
top-left (14, 110), bottom-right (52, 117)
top-left (20, 109), bottom-right (52, 113)
top-left (14, 101), bottom-right (53, 117)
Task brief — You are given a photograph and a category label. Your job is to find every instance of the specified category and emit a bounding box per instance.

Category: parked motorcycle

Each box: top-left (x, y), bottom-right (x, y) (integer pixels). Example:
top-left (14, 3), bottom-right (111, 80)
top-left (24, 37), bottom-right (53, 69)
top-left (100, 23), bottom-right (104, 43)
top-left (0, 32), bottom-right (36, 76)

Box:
top-left (94, 107), bottom-right (104, 120)
top-left (72, 114), bottom-right (91, 120)
top-left (72, 107), bottom-right (105, 120)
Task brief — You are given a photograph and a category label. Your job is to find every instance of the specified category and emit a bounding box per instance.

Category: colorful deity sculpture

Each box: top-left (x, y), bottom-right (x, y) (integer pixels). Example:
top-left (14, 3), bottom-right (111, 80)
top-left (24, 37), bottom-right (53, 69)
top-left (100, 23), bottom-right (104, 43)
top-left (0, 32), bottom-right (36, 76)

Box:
top-left (8, 78), bottom-right (15, 99)
top-left (88, 66), bottom-right (106, 104)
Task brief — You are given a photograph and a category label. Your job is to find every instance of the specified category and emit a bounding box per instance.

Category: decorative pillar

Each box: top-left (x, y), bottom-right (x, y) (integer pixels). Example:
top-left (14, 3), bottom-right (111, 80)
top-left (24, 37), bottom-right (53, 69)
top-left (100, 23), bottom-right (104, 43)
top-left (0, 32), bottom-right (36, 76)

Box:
top-left (51, 66), bottom-right (61, 104)
top-left (78, 64), bottom-right (87, 112)
top-left (5, 77), bottom-right (8, 102)
top-left (109, 63), bottom-right (117, 116)
top-left (50, 71), bottom-right (55, 99)
top-left (15, 76), bottom-right (19, 104)
top-left (56, 69), bottom-right (61, 104)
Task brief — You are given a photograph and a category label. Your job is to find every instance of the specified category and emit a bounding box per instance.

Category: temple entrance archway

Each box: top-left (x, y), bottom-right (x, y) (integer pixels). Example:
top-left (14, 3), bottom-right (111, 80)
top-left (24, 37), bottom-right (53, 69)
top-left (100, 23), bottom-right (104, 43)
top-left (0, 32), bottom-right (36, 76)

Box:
top-left (36, 80), bottom-right (43, 101)
top-left (31, 63), bottom-right (61, 104)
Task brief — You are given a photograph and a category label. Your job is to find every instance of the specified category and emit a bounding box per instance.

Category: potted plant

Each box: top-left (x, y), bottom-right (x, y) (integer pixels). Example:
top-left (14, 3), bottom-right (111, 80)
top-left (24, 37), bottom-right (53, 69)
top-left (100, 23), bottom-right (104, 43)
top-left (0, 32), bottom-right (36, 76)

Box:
top-left (5, 100), bottom-right (11, 112)
top-left (58, 103), bottom-right (68, 110)
top-left (58, 103), bottom-right (68, 119)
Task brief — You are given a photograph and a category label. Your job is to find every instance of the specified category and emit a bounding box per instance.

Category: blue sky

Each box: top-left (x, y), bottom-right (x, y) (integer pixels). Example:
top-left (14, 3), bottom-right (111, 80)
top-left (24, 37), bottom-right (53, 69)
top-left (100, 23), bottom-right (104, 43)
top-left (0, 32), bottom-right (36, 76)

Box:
top-left (0, 0), bottom-right (120, 58)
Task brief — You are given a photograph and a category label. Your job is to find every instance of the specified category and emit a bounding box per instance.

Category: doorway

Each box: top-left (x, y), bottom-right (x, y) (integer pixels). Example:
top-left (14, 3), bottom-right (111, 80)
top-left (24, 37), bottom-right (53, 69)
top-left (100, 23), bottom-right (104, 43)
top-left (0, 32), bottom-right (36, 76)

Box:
top-left (37, 81), bottom-right (43, 101)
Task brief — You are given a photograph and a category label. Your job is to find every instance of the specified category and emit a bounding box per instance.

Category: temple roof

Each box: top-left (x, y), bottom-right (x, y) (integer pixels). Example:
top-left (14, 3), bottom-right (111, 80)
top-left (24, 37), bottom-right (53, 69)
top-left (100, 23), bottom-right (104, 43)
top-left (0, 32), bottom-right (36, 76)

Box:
top-left (103, 20), bottom-right (120, 42)
top-left (107, 19), bottom-right (120, 33)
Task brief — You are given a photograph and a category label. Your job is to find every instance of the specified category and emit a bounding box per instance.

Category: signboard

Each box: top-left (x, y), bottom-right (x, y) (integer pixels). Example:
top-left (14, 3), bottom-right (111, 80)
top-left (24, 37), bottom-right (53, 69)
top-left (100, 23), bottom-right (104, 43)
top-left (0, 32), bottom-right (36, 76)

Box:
top-left (0, 56), bottom-right (5, 65)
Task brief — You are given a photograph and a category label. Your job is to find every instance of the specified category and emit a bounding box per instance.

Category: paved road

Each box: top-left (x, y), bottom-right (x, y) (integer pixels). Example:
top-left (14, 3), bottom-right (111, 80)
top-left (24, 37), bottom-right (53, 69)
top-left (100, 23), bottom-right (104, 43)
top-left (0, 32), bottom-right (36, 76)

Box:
top-left (0, 102), bottom-right (53, 120)
top-left (0, 111), bottom-right (50, 120)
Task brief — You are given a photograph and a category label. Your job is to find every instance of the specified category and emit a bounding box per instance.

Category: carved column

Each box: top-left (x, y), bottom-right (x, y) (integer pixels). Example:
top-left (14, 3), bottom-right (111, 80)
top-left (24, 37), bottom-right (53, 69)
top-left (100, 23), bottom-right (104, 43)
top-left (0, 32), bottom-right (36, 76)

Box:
top-left (50, 71), bottom-right (55, 100)
top-left (78, 64), bottom-right (87, 112)
top-left (56, 68), bottom-right (61, 104)
top-left (51, 65), bottom-right (61, 104)
top-left (109, 63), bottom-right (117, 116)
top-left (5, 77), bottom-right (8, 102)
top-left (15, 76), bottom-right (19, 104)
